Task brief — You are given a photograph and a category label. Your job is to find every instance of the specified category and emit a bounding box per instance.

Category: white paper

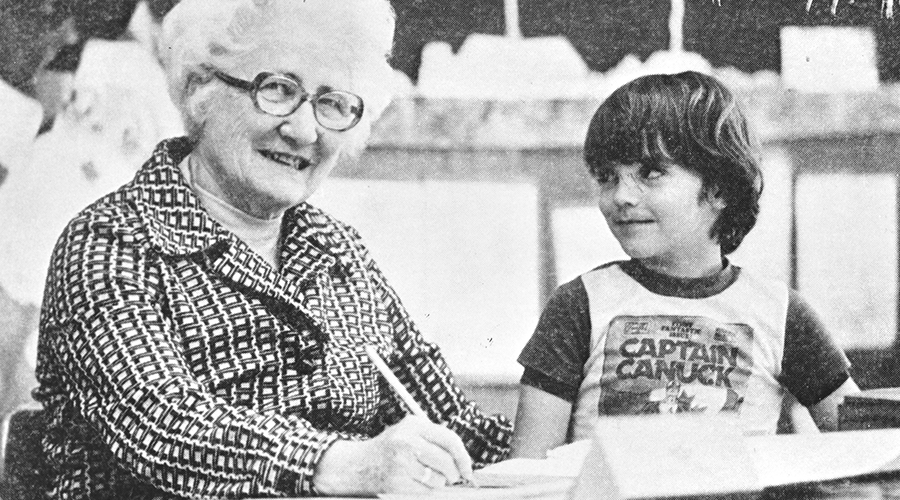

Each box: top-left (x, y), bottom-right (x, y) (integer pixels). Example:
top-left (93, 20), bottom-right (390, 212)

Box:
top-left (481, 427), bottom-right (900, 496)
top-left (748, 429), bottom-right (900, 487)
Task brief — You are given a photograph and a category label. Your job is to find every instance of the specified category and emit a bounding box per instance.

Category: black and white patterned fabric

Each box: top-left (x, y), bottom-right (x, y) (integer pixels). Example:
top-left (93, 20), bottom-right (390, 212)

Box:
top-left (34, 137), bottom-right (511, 500)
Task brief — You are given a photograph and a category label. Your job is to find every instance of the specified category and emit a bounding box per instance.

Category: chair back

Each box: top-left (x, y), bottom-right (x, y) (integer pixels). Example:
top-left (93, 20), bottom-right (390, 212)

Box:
top-left (0, 405), bottom-right (48, 500)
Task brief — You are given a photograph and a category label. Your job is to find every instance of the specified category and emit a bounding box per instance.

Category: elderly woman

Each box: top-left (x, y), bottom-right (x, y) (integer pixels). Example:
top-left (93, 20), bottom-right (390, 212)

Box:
top-left (33, 0), bottom-right (511, 498)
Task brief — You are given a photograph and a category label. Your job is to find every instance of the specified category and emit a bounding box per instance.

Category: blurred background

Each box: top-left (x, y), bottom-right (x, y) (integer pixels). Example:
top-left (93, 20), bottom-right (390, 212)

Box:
top-left (2, 0), bottom-right (900, 421)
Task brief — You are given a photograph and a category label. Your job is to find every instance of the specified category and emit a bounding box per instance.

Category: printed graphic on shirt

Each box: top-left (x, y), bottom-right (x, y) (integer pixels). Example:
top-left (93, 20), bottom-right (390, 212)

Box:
top-left (598, 316), bottom-right (754, 416)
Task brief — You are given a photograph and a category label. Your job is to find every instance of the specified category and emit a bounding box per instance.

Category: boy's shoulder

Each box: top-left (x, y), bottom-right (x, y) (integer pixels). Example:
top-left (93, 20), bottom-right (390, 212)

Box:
top-left (572, 259), bottom-right (632, 286)
top-left (579, 260), bottom-right (630, 280)
top-left (728, 266), bottom-right (791, 301)
top-left (545, 261), bottom-right (631, 310)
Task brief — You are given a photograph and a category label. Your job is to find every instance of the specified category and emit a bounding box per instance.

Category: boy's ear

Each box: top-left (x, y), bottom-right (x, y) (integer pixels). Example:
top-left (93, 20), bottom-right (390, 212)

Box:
top-left (705, 185), bottom-right (727, 211)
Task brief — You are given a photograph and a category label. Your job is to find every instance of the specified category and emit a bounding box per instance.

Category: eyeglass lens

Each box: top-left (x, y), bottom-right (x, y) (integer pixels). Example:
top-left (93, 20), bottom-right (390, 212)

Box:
top-left (255, 74), bottom-right (362, 130)
top-left (594, 170), bottom-right (652, 193)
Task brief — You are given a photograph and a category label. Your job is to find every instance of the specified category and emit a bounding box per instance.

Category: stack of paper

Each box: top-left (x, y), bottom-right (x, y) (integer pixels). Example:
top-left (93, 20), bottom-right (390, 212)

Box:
top-left (749, 429), bottom-right (900, 486)
top-left (479, 415), bottom-right (900, 500)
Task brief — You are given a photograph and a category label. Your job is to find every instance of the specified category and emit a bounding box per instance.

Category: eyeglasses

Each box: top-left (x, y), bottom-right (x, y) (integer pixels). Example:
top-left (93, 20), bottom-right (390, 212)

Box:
top-left (594, 164), bottom-right (668, 193)
top-left (213, 70), bottom-right (365, 131)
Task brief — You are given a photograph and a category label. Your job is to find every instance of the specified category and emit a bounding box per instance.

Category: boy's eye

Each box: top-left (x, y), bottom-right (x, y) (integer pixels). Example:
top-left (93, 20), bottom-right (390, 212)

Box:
top-left (639, 165), bottom-right (665, 181)
top-left (594, 170), bottom-right (616, 184)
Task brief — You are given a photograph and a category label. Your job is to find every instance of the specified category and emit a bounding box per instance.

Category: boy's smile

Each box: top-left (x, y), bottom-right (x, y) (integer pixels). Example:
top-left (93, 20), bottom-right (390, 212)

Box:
top-left (596, 161), bottom-right (725, 278)
top-left (610, 216), bottom-right (655, 226)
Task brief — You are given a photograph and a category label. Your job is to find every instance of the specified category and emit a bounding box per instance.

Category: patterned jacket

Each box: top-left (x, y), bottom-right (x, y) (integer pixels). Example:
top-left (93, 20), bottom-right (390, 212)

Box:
top-left (34, 138), bottom-right (511, 499)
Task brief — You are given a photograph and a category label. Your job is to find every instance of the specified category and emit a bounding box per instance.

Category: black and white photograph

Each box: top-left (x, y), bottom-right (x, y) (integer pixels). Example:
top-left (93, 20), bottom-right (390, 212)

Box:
top-left (1, 0), bottom-right (900, 498)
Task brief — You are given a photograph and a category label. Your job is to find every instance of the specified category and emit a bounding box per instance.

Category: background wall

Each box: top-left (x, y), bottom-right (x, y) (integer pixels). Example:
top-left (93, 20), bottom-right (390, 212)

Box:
top-left (389, 0), bottom-right (900, 82)
top-left (310, 89), bottom-right (900, 417)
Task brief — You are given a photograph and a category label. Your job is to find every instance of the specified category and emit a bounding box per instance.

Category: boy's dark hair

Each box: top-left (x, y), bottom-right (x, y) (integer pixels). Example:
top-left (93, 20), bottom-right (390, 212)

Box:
top-left (584, 71), bottom-right (763, 255)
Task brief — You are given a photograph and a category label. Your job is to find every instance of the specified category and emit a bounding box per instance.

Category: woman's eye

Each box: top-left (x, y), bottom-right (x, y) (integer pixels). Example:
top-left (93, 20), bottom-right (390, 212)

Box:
top-left (317, 94), bottom-right (349, 115)
top-left (259, 81), bottom-right (297, 102)
top-left (271, 83), bottom-right (293, 96)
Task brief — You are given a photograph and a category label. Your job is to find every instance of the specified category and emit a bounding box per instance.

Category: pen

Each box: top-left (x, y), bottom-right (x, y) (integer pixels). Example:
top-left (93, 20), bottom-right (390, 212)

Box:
top-left (364, 344), bottom-right (428, 418)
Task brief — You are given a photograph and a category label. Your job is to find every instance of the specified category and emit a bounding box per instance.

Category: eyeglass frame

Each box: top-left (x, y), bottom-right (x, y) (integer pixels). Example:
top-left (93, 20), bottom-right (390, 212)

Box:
top-left (212, 70), bottom-right (365, 132)
top-left (592, 161), bottom-right (673, 194)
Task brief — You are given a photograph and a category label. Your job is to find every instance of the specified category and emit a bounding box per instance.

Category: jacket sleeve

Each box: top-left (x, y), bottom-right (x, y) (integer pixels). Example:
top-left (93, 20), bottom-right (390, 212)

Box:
top-left (356, 241), bottom-right (512, 467)
top-left (37, 210), bottom-right (344, 498)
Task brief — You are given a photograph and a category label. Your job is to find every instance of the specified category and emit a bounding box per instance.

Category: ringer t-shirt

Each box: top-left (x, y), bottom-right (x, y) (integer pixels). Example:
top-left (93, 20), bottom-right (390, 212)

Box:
top-left (518, 259), bottom-right (851, 437)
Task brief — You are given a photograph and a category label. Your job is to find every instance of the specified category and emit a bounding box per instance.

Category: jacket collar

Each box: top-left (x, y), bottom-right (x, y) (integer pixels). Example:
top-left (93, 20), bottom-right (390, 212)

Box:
top-left (126, 137), bottom-right (356, 280)
top-left (128, 137), bottom-right (226, 256)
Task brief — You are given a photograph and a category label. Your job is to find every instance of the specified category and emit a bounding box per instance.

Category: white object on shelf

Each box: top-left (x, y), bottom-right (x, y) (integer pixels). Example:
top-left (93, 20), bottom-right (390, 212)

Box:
top-left (781, 26), bottom-right (879, 92)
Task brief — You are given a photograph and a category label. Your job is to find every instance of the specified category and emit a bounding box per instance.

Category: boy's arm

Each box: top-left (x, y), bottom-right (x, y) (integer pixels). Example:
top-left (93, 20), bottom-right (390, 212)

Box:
top-left (807, 377), bottom-right (861, 431)
top-left (781, 289), bottom-right (858, 432)
top-left (514, 279), bottom-right (592, 458)
top-left (511, 384), bottom-right (572, 458)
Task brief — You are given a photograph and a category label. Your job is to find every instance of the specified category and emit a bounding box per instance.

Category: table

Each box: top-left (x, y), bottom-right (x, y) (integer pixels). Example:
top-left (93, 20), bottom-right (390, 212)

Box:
top-left (761, 474), bottom-right (900, 500)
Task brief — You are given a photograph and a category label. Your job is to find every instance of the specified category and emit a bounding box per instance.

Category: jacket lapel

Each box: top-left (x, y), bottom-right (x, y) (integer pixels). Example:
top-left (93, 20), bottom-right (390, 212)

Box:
top-left (205, 236), bottom-right (328, 333)
top-left (128, 138), bottom-right (225, 257)
top-left (128, 138), bottom-right (356, 337)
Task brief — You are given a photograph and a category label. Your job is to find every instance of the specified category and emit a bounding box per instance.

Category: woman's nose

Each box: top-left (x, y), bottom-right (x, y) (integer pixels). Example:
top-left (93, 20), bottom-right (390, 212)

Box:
top-left (277, 101), bottom-right (318, 145)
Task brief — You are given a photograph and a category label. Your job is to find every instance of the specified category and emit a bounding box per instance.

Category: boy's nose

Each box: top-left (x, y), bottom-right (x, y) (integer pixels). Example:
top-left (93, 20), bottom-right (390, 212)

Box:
top-left (611, 175), bottom-right (643, 206)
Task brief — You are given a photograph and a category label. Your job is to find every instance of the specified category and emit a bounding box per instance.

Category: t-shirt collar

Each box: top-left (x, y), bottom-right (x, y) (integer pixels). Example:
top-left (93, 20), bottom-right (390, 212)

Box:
top-left (619, 258), bottom-right (740, 299)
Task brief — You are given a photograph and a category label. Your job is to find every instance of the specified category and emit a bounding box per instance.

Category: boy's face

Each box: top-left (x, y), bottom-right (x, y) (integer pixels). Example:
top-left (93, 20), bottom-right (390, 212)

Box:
top-left (595, 160), bottom-right (724, 276)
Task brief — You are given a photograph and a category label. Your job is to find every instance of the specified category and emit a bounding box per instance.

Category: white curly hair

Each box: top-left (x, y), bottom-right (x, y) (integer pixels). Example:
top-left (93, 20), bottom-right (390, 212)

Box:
top-left (159, 0), bottom-right (396, 151)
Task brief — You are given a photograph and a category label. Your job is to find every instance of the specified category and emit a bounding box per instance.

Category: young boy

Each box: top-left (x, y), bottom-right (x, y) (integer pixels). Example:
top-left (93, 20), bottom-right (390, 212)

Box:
top-left (511, 71), bottom-right (859, 458)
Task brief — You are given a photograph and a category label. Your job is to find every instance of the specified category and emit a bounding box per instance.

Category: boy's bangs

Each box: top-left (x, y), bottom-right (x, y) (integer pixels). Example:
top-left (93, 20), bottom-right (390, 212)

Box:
top-left (585, 85), bottom-right (683, 169)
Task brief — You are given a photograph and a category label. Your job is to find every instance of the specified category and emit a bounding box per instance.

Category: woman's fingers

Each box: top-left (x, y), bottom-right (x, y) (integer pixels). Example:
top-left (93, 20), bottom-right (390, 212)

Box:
top-left (382, 449), bottom-right (445, 492)
top-left (383, 465), bottom-right (438, 493)
top-left (413, 465), bottom-right (448, 489)
top-left (418, 421), bottom-right (475, 483)
top-left (414, 440), bottom-right (461, 485)
top-left (313, 417), bottom-right (475, 496)
top-left (368, 416), bottom-right (476, 492)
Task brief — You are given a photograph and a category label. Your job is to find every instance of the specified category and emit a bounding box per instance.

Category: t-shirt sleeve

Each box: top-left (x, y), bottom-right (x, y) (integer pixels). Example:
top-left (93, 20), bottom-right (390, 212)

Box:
top-left (780, 289), bottom-right (852, 407)
top-left (518, 278), bottom-right (592, 403)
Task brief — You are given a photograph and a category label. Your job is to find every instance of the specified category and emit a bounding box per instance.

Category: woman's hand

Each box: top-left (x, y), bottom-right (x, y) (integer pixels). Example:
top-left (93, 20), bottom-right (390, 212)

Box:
top-left (313, 416), bottom-right (474, 496)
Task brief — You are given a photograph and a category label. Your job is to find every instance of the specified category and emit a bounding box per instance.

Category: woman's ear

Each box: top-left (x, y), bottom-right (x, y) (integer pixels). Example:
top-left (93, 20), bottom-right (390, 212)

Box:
top-left (185, 71), bottom-right (209, 105)
top-left (183, 69), bottom-right (214, 135)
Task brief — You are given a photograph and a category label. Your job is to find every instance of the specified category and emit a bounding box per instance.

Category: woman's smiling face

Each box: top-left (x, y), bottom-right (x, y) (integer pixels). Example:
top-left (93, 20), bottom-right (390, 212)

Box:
top-left (189, 35), bottom-right (362, 219)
